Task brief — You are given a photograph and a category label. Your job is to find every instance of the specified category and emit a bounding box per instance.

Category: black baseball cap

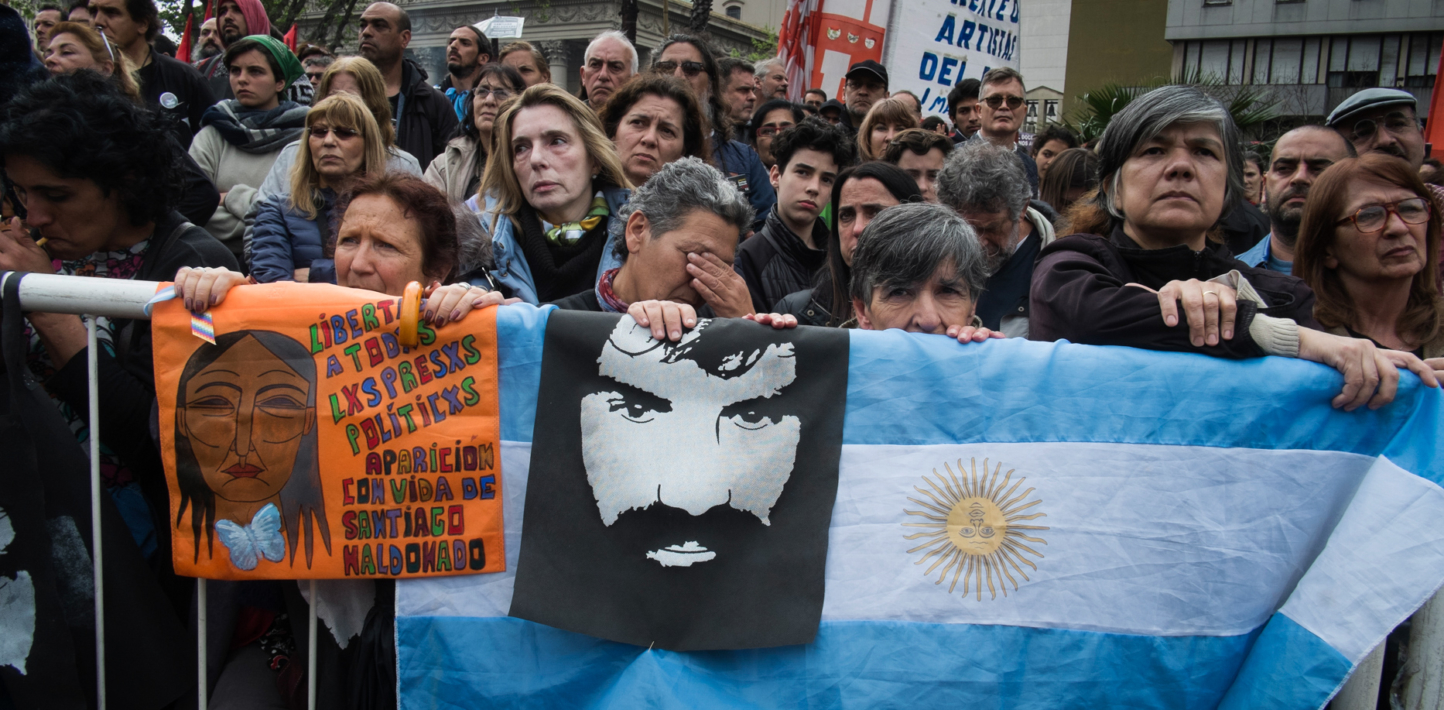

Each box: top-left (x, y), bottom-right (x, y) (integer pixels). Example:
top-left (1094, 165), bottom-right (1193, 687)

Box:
top-left (846, 60), bottom-right (888, 87)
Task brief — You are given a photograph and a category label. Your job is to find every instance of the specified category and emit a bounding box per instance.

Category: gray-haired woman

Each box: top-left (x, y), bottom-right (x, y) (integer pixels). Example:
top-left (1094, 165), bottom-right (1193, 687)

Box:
top-left (552, 157), bottom-right (797, 340)
top-left (1031, 85), bottom-right (1436, 410)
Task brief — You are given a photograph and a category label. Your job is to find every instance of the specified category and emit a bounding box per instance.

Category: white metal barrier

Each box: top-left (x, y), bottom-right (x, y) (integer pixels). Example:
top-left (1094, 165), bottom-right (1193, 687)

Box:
top-left (2, 272), bottom-right (318, 710)
top-left (3, 270), bottom-right (1438, 710)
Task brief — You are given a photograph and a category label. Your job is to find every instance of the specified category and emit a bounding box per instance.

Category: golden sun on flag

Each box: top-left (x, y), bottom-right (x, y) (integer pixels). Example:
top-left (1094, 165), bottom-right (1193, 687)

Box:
top-left (903, 458), bottom-right (1049, 601)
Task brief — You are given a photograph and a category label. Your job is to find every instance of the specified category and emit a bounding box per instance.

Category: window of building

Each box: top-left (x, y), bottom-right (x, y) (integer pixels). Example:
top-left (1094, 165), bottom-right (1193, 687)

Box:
top-left (726, 5), bottom-right (741, 19)
top-left (1203, 0), bottom-right (1230, 5)
top-left (1403, 32), bottom-right (1441, 88)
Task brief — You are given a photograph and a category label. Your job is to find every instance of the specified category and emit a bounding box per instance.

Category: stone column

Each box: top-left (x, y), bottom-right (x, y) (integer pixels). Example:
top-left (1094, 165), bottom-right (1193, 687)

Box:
top-left (539, 40), bottom-right (571, 93)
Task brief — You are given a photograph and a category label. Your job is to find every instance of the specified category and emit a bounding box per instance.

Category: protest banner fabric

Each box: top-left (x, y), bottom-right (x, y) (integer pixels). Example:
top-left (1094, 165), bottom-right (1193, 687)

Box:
top-left (886, 0), bottom-right (1021, 118)
top-left (396, 304), bottom-right (1444, 709)
top-left (779, 0), bottom-right (890, 101)
top-left (152, 283), bottom-right (504, 580)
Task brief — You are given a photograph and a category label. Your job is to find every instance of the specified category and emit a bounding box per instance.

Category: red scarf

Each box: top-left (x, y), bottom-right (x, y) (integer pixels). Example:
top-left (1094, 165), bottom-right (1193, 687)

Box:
top-left (595, 268), bottom-right (628, 313)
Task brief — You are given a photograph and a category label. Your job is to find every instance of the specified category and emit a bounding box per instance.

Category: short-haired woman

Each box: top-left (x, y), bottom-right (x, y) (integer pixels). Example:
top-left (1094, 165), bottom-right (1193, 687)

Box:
top-left (1031, 85), bottom-right (1437, 410)
top-left (425, 63), bottom-right (526, 203)
top-left (1042, 147), bottom-right (1100, 219)
top-left (1294, 153), bottom-right (1444, 368)
top-left (250, 93), bottom-right (387, 283)
top-left (599, 73), bottom-right (712, 187)
top-left (471, 83), bottom-right (633, 304)
top-left (857, 97), bottom-right (921, 163)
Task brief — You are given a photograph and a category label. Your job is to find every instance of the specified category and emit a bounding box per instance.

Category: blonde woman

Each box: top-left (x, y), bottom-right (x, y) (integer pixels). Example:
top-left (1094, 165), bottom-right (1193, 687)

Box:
top-left (856, 97), bottom-right (920, 162)
top-left (43, 22), bottom-right (141, 102)
top-left (469, 83), bottom-right (633, 304)
top-left (250, 93), bottom-right (387, 283)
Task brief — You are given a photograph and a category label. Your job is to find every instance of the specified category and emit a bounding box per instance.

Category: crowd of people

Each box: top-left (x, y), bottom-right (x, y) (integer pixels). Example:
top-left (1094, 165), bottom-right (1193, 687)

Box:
top-left (3, 0), bottom-right (1444, 705)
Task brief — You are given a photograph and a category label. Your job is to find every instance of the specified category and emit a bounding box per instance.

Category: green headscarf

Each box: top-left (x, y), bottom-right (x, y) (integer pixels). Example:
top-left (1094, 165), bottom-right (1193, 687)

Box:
top-left (241, 34), bottom-right (304, 90)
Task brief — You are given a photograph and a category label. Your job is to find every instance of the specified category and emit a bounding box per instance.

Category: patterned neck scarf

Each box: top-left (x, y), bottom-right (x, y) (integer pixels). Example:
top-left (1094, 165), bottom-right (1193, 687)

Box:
top-left (595, 268), bottom-right (627, 313)
top-left (544, 192), bottom-right (609, 246)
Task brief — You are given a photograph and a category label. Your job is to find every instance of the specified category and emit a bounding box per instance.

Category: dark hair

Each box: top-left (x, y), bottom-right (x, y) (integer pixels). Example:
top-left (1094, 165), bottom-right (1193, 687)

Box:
top-left (1032, 124), bottom-right (1078, 156)
top-left (599, 73), bottom-right (712, 165)
top-left (174, 330), bottom-right (329, 567)
top-left (805, 88), bottom-right (827, 101)
top-left (453, 62), bottom-right (526, 143)
top-left (820, 161), bottom-right (922, 325)
top-left (223, 36), bottom-right (282, 83)
top-left (1295, 153), bottom-right (1441, 347)
top-left (37, 4), bottom-right (63, 13)
top-left (394, 5), bottom-right (411, 32)
top-left (1040, 147), bottom-right (1100, 217)
top-left (66, 0), bottom-right (88, 13)
top-left (124, 0), bottom-right (161, 41)
top-left (921, 115), bottom-right (948, 133)
top-left (748, 98), bottom-right (804, 143)
top-left (333, 172), bottom-right (460, 282)
top-left (653, 34), bottom-right (729, 137)
top-left (1243, 150), bottom-right (1264, 170)
top-left (771, 116), bottom-right (855, 172)
top-left (882, 127), bottom-right (953, 164)
top-left (297, 43), bottom-right (333, 62)
top-left (717, 56), bottom-right (752, 80)
top-left (947, 78), bottom-right (980, 119)
top-left (0, 72), bottom-right (182, 226)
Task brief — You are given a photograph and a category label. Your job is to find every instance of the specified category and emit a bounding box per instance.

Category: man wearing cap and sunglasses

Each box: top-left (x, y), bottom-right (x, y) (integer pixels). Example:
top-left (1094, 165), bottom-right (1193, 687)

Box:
top-left (968, 66), bottom-right (1038, 196)
top-left (842, 60), bottom-right (889, 134)
top-left (1328, 88), bottom-right (1441, 207)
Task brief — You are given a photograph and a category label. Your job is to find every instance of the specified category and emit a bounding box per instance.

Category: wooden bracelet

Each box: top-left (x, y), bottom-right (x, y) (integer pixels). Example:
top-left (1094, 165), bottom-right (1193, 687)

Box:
top-left (398, 280), bottom-right (423, 348)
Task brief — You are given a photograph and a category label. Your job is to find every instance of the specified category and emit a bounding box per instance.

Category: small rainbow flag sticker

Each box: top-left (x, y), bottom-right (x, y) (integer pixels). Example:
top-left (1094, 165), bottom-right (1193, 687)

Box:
top-left (190, 311), bottom-right (216, 344)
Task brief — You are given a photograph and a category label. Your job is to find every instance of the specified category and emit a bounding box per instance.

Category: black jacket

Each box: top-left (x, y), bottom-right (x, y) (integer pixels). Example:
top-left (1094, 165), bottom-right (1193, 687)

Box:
top-left (774, 287), bottom-right (831, 327)
top-left (734, 208), bottom-right (829, 314)
top-left (137, 48), bottom-right (216, 146)
top-left (394, 60), bottom-right (459, 168)
top-left (1029, 226), bottom-right (1318, 358)
top-left (551, 289), bottom-right (606, 312)
top-left (1219, 198), bottom-right (1271, 257)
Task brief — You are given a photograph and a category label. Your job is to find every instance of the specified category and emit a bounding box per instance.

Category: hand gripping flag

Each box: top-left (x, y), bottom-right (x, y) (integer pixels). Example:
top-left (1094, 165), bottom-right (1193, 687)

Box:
top-left (396, 304), bottom-right (1443, 709)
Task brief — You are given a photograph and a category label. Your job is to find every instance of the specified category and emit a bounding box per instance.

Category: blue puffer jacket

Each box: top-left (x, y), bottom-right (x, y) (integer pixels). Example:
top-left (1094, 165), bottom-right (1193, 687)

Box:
top-left (711, 132), bottom-right (776, 219)
top-left (465, 187), bottom-right (631, 305)
top-left (250, 189), bottom-right (337, 284)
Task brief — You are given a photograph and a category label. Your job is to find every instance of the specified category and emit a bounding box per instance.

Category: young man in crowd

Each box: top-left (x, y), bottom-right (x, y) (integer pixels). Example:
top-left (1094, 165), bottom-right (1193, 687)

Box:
top-left (755, 57), bottom-right (788, 100)
top-left (195, 0), bottom-right (268, 97)
top-left (65, 0), bottom-right (90, 23)
top-left (947, 78), bottom-right (981, 143)
top-left (883, 128), bottom-right (952, 203)
top-left (189, 35), bottom-right (307, 263)
top-left (938, 140), bottom-right (1055, 338)
top-left (719, 57), bottom-right (758, 142)
top-left (193, 18), bottom-right (223, 63)
top-left (579, 30), bottom-right (636, 113)
top-left (438, 24), bottom-right (490, 120)
top-left (357, 1), bottom-right (457, 166)
top-left (969, 67), bottom-right (1038, 194)
top-left (32, 4), bottom-right (62, 52)
top-left (803, 88), bottom-right (826, 110)
top-left (734, 118), bottom-right (854, 313)
top-left (841, 60), bottom-right (888, 134)
top-left (91, 0), bottom-right (215, 145)
top-left (1236, 125), bottom-right (1355, 275)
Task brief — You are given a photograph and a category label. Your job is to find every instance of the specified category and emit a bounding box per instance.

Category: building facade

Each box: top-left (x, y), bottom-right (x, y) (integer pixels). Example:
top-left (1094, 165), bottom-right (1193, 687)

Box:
top-left (1166, 0), bottom-right (1443, 121)
top-left (1060, 0), bottom-right (1176, 115)
top-left (1021, 0), bottom-right (1072, 131)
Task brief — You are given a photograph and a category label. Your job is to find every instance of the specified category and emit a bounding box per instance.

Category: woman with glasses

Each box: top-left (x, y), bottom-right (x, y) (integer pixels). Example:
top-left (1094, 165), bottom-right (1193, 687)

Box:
top-left (1294, 153), bottom-right (1444, 367)
top-left (425, 63), bottom-right (526, 203)
top-left (1030, 85), bottom-right (1437, 410)
top-left (856, 97), bottom-right (921, 163)
top-left (251, 93), bottom-right (387, 283)
top-left (599, 73), bottom-right (711, 187)
top-left (749, 98), bottom-right (804, 169)
top-left (652, 34), bottom-right (776, 218)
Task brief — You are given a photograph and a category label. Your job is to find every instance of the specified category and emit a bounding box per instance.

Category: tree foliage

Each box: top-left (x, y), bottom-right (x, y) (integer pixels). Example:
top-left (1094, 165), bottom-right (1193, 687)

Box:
top-left (1064, 71), bottom-right (1280, 144)
top-left (157, 0), bottom-right (384, 50)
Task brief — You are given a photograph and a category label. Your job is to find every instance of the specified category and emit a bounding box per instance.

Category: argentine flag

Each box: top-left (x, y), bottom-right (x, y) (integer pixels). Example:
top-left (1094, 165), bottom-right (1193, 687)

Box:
top-left (396, 305), bottom-right (1443, 709)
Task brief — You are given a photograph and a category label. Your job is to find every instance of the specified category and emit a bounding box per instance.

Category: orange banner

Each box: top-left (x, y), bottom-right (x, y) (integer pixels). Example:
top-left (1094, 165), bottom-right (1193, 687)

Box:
top-left (153, 283), bottom-right (504, 580)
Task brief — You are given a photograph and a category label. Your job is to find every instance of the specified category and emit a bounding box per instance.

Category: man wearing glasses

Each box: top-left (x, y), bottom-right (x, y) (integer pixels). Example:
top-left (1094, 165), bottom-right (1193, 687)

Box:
top-left (968, 67), bottom-right (1038, 196)
top-left (1328, 88), bottom-right (1439, 202)
top-left (842, 60), bottom-right (889, 134)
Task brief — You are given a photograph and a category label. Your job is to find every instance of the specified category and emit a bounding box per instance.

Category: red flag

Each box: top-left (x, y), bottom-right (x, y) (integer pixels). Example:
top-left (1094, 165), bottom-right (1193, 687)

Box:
top-left (1428, 48), bottom-right (1444, 159)
top-left (176, 12), bottom-right (194, 65)
top-left (203, 0), bottom-right (214, 20)
top-left (283, 24), bottom-right (297, 52)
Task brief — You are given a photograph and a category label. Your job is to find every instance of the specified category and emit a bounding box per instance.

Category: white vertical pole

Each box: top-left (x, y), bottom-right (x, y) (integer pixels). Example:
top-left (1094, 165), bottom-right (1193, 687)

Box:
top-left (87, 317), bottom-right (106, 710)
top-left (308, 579), bottom-right (317, 710)
top-left (197, 578), bottom-right (207, 710)
top-left (1336, 644), bottom-right (1385, 710)
top-left (1401, 592), bottom-right (1444, 709)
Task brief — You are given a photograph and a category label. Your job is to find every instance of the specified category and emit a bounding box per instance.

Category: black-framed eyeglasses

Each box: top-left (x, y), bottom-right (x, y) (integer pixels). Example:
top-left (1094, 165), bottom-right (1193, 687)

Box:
top-left (982, 95), bottom-right (1024, 110)
top-left (472, 86), bottom-right (514, 101)
top-left (654, 60), bottom-right (705, 77)
top-left (1348, 111), bottom-right (1418, 142)
top-left (309, 126), bottom-right (359, 139)
top-left (1335, 197), bottom-right (1431, 233)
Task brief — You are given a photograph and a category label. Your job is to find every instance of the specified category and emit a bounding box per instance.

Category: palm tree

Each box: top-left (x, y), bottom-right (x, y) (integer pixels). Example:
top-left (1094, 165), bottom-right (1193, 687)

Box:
top-left (1064, 71), bottom-right (1279, 144)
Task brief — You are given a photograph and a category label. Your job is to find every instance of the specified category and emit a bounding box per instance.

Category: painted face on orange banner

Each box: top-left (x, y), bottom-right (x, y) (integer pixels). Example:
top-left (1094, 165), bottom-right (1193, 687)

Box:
top-left (181, 334), bottom-right (316, 512)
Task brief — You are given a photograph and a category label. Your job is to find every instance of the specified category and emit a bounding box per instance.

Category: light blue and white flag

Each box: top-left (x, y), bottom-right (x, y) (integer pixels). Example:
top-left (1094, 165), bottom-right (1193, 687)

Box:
top-left (396, 304), bottom-right (1443, 709)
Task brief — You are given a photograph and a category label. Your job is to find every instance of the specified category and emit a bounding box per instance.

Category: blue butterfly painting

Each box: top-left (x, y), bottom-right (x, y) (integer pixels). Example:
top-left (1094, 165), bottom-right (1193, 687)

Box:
top-left (215, 503), bottom-right (286, 570)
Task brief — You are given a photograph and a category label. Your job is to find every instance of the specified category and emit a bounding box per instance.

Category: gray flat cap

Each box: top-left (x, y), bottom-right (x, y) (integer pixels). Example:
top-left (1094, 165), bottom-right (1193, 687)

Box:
top-left (1326, 88), bottom-right (1417, 128)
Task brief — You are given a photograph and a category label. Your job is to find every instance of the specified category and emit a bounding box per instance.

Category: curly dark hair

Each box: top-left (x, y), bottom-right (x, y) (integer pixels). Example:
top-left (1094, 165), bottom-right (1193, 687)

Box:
top-left (599, 73), bottom-right (712, 165)
top-left (0, 71), bottom-right (183, 226)
top-left (771, 116), bottom-right (855, 172)
top-left (126, 0), bottom-right (161, 42)
top-left (331, 172), bottom-right (460, 283)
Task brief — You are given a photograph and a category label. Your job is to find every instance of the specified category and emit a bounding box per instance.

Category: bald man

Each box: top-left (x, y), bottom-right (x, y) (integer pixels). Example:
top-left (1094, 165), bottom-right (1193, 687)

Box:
top-left (357, 1), bottom-right (457, 166)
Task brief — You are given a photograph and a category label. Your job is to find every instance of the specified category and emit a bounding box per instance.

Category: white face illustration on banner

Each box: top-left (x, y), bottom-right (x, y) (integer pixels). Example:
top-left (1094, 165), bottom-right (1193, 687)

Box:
top-left (0, 508), bottom-right (36, 674)
top-left (580, 319), bottom-right (801, 565)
